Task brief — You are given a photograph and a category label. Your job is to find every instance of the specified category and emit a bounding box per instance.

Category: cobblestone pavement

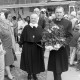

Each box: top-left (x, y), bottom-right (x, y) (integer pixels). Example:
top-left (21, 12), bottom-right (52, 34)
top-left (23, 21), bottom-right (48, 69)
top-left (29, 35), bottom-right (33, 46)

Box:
top-left (4, 66), bottom-right (80, 80)
top-left (4, 67), bottom-right (47, 80)
top-left (4, 44), bottom-right (80, 80)
top-left (4, 55), bottom-right (80, 80)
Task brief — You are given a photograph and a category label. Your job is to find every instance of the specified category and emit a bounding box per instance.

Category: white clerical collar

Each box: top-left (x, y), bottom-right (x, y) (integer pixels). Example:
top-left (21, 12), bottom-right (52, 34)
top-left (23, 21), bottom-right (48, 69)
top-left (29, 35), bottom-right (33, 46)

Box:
top-left (56, 18), bottom-right (62, 21)
top-left (29, 23), bottom-right (38, 28)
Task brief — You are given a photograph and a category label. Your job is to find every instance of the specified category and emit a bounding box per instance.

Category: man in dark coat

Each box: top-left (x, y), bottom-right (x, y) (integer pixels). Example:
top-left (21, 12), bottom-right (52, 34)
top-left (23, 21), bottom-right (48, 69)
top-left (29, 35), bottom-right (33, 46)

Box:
top-left (33, 8), bottom-right (48, 29)
top-left (19, 13), bottom-right (45, 80)
top-left (47, 6), bottom-right (72, 80)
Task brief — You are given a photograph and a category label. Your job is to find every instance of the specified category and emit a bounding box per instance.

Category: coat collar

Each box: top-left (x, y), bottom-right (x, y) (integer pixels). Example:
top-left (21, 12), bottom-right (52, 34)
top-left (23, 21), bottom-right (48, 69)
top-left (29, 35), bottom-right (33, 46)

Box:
top-left (29, 23), bottom-right (38, 28)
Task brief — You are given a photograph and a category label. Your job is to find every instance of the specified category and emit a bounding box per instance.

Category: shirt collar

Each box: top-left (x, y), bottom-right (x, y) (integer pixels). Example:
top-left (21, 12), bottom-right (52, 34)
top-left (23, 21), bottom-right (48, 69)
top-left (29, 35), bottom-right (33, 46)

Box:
top-left (29, 23), bottom-right (38, 28)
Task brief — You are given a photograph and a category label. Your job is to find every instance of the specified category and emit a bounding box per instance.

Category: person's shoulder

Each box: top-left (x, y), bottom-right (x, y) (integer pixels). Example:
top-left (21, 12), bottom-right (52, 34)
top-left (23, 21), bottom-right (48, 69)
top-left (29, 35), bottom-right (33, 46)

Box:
top-left (22, 25), bottom-right (29, 33)
top-left (63, 18), bottom-right (70, 22)
top-left (24, 24), bottom-right (29, 29)
top-left (72, 18), bottom-right (77, 21)
top-left (71, 18), bottom-right (78, 23)
top-left (63, 18), bottom-right (72, 24)
top-left (18, 20), bottom-right (24, 25)
top-left (18, 20), bottom-right (22, 23)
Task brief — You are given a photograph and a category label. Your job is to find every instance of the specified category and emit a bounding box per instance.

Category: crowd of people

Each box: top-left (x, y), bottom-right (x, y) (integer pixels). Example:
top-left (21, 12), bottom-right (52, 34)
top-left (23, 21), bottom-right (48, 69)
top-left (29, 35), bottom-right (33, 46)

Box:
top-left (0, 5), bottom-right (80, 80)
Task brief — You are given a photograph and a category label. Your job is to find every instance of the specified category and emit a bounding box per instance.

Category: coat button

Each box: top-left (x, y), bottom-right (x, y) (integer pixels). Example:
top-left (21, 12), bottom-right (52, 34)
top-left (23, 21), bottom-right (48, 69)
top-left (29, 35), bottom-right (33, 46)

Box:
top-left (33, 35), bottom-right (35, 38)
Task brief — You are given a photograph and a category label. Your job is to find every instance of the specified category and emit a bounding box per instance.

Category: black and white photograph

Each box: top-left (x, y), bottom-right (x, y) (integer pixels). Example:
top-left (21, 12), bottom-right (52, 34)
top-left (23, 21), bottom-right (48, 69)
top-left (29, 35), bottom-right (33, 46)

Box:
top-left (0, 0), bottom-right (80, 80)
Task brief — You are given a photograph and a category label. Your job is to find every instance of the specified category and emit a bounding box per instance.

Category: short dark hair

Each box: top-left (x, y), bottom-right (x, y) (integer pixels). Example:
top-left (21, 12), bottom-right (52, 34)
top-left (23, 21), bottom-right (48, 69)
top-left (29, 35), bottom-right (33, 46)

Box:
top-left (12, 16), bottom-right (16, 20)
top-left (26, 16), bottom-right (30, 21)
top-left (4, 11), bottom-right (11, 19)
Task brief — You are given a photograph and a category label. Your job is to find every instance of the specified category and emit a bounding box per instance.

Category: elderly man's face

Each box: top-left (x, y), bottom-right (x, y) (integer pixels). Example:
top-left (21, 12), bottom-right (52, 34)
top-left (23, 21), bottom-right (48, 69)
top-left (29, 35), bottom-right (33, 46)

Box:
top-left (30, 14), bottom-right (39, 24)
top-left (34, 8), bottom-right (40, 16)
top-left (55, 8), bottom-right (64, 19)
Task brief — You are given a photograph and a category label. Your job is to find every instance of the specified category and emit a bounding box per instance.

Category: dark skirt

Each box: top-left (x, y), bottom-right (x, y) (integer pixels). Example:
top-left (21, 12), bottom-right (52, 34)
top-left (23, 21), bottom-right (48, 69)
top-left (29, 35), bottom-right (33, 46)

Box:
top-left (20, 42), bottom-right (45, 74)
top-left (48, 46), bottom-right (68, 74)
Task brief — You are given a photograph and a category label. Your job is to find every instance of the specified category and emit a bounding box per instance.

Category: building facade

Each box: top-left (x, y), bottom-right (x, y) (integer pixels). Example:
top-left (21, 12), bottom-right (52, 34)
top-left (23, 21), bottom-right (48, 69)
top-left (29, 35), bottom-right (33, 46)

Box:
top-left (0, 0), bottom-right (80, 5)
top-left (0, 0), bottom-right (48, 5)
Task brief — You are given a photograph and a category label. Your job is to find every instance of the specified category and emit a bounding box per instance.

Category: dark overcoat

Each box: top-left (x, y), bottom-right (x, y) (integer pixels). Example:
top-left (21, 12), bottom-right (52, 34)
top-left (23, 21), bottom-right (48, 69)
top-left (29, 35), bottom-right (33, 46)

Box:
top-left (19, 25), bottom-right (45, 74)
top-left (48, 18), bottom-right (72, 74)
